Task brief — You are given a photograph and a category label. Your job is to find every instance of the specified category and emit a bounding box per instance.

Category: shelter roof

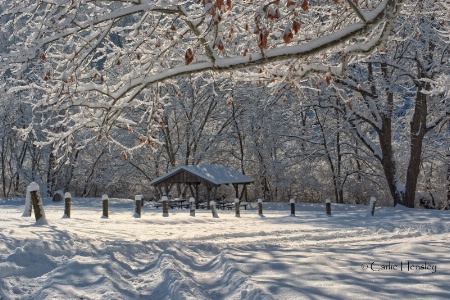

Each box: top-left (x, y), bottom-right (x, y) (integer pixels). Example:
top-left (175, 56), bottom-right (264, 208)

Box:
top-left (150, 164), bottom-right (254, 187)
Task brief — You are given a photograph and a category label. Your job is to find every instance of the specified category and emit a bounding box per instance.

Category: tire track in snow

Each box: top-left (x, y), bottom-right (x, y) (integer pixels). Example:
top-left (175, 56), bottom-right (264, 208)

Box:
top-left (118, 243), bottom-right (274, 299)
top-left (0, 237), bottom-right (274, 300)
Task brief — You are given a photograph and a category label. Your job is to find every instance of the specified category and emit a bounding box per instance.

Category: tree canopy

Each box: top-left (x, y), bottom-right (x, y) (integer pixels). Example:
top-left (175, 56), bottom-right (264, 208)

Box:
top-left (0, 0), bottom-right (405, 149)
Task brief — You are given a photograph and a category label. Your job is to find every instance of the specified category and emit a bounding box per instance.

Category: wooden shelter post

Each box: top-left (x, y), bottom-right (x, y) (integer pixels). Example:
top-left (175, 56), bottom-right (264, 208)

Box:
top-left (189, 184), bottom-right (195, 198)
top-left (233, 184), bottom-right (239, 199)
top-left (181, 184), bottom-right (187, 199)
top-left (213, 186), bottom-right (218, 202)
top-left (239, 184), bottom-right (247, 200)
top-left (195, 184), bottom-right (199, 202)
top-left (157, 187), bottom-right (163, 199)
top-left (206, 185), bottom-right (212, 210)
top-left (164, 183), bottom-right (168, 196)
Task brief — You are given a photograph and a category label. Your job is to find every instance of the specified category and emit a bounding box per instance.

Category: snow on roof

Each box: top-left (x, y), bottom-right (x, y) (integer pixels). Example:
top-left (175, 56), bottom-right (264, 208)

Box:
top-left (150, 164), bottom-right (254, 186)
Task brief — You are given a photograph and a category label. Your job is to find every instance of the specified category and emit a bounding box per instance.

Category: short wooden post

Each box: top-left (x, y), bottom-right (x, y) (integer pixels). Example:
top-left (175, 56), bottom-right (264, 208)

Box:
top-left (162, 196), bottom-right (169, 217)
top-left (135, 195), bottom-right (142, 218)
top-left (22, 185), bottom-right (32, 217)
top-left (29, 182), bottom-right (48, 225)
top-left (189, 197), bottom-right (195, 217)
top-left (135, 194), bottom-right (144, 207)
top-left (64, 192), bottom-right (71, 218)
top-left (369, 197), bottom-right (377, 216)
top-left (326, 198), bottom-right (331, 216)
top-left (234, 198), bottom-right (240, 217)
top-left (258, 198), bottom-right (263, 216)
top-left (210, 200), bottom-right (218, 218)
top-left (102, 194), bottom-right (109, 218)
top-left (290, 199), bottom-right (295, 216)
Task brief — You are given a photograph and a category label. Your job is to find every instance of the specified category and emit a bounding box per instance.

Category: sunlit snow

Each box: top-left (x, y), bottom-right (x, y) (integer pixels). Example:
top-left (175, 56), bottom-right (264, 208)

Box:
top-left (1, 197), bottom-right (449, 299)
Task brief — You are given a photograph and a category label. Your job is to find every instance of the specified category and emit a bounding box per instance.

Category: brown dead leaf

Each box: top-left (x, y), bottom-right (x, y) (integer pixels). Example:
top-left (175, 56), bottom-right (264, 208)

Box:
top-left (185, 48), bottom-right (194, 65)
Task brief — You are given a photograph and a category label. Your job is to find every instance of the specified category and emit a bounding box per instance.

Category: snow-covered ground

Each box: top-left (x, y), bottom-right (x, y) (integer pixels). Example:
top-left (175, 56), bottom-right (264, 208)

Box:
top-left (1, 197), bottom-right (449, 300)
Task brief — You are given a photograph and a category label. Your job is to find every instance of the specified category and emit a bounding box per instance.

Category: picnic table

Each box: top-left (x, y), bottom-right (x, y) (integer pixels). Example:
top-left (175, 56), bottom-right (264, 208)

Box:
top-left (153, 199), bottom-right (248, 210)
top-left (153, 199), bottom-right (189, 209)
top-left (215, 201), bottom-right (233, 210)
top-left (215, 201), bottom-right (248, 210)
top-left (169, 199), bottom-right (189, 209)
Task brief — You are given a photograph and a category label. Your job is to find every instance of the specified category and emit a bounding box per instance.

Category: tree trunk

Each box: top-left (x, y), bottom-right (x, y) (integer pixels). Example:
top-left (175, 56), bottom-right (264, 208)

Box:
top-left (378, 117), bottom-right (404, 206)
top-left (1, 139), bottom-right (6, 197)
top-left (336, 105), bottom-right (343, 204)
top-left (404, 88), bottom-right (428, 208)
top-left (447, 118), bottom-right (450, 209)
top-left (46, 146), bottom-right (57, 197)
top-left (30, 143), bottom-right (41, 182)
top-left (314, 108), bottom-right (344, 204)
top-left (64, 149), bottom-right (80, 192)
top-left (378, 63), bottom-right (405, 206)
top-left (82, 149), bottom-right (105, 197)
top-left (447, 152), bottom-right (450, 209)
top-left (14, 141), bottom-right (28, 195)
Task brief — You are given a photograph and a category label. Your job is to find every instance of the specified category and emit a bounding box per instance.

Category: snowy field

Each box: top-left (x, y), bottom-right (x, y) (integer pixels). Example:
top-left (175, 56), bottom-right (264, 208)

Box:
top-left (1, 197), bottom-right (450, 300)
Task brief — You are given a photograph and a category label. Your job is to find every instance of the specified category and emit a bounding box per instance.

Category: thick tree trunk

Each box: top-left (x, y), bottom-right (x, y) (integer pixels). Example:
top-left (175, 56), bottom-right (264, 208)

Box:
top-left (378, 63), bottom-right (405, 206)
top-left (404, 90), bottom-right (428, 208)
top-left (378, 124), bottom-right (404, 206)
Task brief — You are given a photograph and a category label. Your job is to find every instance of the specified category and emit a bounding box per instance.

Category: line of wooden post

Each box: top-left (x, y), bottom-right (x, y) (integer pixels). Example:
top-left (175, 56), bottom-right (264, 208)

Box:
top-left (22, 191), bottom-right (381, 222)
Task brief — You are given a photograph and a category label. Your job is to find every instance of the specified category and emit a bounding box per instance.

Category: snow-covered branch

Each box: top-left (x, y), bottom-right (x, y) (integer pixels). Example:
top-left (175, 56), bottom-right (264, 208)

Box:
top-left (0, 0), bottom-right (406, 150)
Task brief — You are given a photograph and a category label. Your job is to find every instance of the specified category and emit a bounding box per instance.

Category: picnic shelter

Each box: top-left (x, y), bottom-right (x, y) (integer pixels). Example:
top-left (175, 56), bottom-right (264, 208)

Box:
top-left (150, 164), bottom-right (254, 203)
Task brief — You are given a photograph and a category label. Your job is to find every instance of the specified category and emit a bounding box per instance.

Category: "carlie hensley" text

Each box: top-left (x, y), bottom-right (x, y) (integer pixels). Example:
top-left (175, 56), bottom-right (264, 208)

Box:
top-left (361, 261), bottom-right (437, 273)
